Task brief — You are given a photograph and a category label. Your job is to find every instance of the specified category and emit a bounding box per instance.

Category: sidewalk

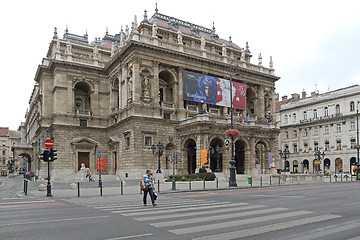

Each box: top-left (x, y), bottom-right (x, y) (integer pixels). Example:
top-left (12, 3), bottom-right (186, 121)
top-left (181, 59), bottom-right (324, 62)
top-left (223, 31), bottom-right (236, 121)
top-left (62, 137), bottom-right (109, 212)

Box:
top-left (21, 174), bottom-right (357, 199)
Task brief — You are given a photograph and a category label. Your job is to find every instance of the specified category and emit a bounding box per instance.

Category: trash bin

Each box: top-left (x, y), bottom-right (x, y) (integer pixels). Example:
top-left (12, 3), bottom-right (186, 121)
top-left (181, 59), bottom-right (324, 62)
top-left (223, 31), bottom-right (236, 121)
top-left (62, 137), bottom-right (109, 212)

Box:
top-left (248, 176), bottom-right (252, 184)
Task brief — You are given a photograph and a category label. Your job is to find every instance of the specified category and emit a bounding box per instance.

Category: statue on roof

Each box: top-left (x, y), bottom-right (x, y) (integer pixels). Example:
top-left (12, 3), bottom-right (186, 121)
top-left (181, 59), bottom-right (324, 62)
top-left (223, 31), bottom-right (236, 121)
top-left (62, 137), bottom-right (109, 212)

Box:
top-left (152, 22), bottom-right (158, 38)
top-left (177, 29), bottom-right (182, 44)
top-left (258, 53), bottom-right (262, 66)
top-left (201, 37), bottom-right (206, 50)
top-left (93, 45), bottom-right (98, 59)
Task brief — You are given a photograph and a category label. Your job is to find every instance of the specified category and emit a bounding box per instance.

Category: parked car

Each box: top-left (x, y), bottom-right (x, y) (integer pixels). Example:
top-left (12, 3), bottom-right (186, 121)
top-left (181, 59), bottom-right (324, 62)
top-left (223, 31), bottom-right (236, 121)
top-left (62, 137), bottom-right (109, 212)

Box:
top-left (334, 173), bottom-right (350, 178)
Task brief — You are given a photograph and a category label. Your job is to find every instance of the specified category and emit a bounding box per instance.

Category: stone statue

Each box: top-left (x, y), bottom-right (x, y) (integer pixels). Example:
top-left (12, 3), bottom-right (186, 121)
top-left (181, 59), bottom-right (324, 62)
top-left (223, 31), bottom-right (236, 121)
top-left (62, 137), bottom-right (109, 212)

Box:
top-left (177, 29), bottom-right (182, 44)
top-left (258, 53), bottom-right (263, 65)
top-left (201, 37), bottom-right (206, 50)
top-left (80, 163), bottom-right (86, 171)
top-left (152, 22), bottom-right (158, 37)
top-left (93, 45), bottom-right (98, 59)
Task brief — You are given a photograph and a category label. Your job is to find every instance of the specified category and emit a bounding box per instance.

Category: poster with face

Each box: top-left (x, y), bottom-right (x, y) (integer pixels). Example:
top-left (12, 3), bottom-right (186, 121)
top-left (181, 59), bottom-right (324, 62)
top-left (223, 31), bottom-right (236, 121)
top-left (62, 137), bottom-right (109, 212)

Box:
top-left (183, 70), bottom-right (246, 109)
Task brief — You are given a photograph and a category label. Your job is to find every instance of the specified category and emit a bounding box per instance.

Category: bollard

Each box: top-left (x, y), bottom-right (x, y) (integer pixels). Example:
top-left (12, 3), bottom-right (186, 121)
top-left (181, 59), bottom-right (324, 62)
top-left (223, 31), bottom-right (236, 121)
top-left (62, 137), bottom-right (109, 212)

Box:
top-left (78, 182), bottom-right (80, 197)
top-left (189, 177), bottom-right (192, 190)
top-left (216, 177), bottom-right (218, 189)
top-left (270, 176), bottom-right (272, 186)
top-left (140, 180), bottom-right (142, 194)
top-left (330, 174), bottom-right (332, 182)
top-left (121, 181), bottom-right (123, 195)
top-left (158, 179), bottom-right (160, 193)
top-left (203, 177), bottom-right (206, 189)
top-left (341, 175), bottom-right (343, 182)
top-left (25, 180), bottom-right (28, 195)
top-left (229, 177), bottom-right (230, 188)
top-left (279, 176), bottom-right (281, 185)
top-left (99, 180), bottom-right (103, 196)
top-left (23, 179), bottom-right (26, 193)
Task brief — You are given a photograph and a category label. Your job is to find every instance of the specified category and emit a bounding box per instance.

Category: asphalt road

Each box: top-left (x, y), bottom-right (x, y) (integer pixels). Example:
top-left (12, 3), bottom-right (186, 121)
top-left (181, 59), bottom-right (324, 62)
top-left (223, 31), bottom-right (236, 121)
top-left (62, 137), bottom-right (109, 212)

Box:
top-left (1, 181), bottom-right (360, 239)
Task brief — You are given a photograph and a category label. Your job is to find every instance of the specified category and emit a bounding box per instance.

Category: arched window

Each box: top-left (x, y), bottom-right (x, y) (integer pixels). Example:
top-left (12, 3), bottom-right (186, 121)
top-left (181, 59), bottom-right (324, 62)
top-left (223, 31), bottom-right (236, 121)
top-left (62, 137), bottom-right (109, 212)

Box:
top-left (292, 113), bottom-right (296, 122)
top-left (335, 104), bottom-right (340, 114)
top-left (303, 111), bottom-right (307, 120)
top-left (350, 101), bottom-right (355, 112)
top-left (313, 109), bottom-right (317, 119)
top-left (324, 107), bottom-right (328, 117)
top-left (74, 82), bottom-right (91, 114)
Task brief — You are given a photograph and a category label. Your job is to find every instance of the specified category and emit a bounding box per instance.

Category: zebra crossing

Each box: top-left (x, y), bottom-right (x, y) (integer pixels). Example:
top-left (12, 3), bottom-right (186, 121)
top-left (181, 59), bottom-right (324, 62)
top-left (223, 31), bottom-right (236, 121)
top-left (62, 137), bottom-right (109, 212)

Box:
top-left (65, 196), bottom-right (360, 240)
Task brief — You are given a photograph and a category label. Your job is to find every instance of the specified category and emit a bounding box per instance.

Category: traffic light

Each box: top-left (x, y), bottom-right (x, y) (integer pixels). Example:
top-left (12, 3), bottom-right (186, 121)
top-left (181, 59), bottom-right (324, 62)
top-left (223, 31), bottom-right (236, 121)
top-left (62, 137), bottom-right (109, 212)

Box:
top-left (40, 150), bottom-right (50, 162)
top-left (49, 149), bottom-right (57, 161)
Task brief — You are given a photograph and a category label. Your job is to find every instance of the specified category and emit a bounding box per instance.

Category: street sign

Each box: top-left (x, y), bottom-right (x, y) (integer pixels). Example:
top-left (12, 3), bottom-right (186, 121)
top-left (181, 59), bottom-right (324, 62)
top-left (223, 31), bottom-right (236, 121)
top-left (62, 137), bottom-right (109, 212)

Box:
top-left (44, 139), bottom-right (54, 149)
top-left (224, 139), bottom-right (231, 148)
top-left (98, 151), bottom-right (101, 158)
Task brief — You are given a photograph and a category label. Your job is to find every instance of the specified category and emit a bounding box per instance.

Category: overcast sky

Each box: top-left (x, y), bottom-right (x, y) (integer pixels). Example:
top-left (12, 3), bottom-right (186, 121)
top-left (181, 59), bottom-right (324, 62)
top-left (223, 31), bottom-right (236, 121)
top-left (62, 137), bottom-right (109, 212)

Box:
top-left (1, 0), bottom-right (359, 130)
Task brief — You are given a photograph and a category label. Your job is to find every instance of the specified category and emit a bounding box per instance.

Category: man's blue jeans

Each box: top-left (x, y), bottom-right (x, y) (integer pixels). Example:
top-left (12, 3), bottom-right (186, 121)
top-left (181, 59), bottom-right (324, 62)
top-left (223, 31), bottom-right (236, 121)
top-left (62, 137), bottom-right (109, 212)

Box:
top-left (143, 187), bottom-right (155, 205)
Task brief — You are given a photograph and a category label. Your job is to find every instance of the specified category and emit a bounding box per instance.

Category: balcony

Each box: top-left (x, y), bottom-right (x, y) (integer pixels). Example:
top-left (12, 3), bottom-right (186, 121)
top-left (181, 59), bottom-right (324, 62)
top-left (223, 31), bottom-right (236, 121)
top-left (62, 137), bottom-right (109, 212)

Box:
top-left (299, 113), bottom-right (343, 124)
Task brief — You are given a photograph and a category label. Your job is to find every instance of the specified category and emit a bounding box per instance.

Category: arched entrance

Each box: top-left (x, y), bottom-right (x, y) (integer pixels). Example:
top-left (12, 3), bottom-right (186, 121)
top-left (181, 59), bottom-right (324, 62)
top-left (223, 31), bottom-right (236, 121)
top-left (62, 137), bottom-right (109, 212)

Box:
top-left (185, 139), bottom-right (196, 174)
top-left (303, 159), bottom-right (309, 173)
top-left (235, 140), bottom-right (245, 174)
top-left (350, 157), bottom-right (357, 175)
top-left (19, 153), bottom-right (32, 172)
top-left (324, 158), bottom-right (331, 175)
top-left (293, 160), bottom-right (298, 173)
top-left (313, 159), bottom-right (320, 173)
top-left (335, 158), bottom-right (343, 173)
top-left (210, 138), bottom-right (223, 172)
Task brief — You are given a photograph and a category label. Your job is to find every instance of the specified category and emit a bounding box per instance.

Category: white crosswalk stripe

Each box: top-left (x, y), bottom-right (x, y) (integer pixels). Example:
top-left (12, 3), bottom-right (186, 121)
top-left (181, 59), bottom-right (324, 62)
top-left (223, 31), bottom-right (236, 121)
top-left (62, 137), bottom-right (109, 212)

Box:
top-left (65, 196), bottom-right (356, 240)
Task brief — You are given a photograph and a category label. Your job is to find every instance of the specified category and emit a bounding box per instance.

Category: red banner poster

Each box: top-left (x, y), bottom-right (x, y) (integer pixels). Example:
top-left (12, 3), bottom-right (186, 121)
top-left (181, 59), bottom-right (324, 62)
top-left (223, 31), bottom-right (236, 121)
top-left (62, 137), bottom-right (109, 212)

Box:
top-left (97, 158), bottom-right (106, 171)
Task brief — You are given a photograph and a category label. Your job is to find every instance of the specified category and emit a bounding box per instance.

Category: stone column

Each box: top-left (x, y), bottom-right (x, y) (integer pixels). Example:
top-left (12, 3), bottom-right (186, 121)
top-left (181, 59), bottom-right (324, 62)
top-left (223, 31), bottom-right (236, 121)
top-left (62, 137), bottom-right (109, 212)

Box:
top-left (178, 67), bottom-right (184, 109)
top-left (249, 137), bottom-right (257, 174)
top-left (153, 61), bottom-right (160, 106)
top-left (271, 88), bottom-right (276, 123)
top-left (196, 134), bottom-right (201, 172)
top-left (133, 59), bottom-right (141, 103)
top-left (122, 66), bottom-right (127, 108)
top-left (67, 76), bottom-right (73, 114)
top-left (258, 86), bottom-right (265, 120)
top-left (91, 80), bottom-right (99, 116)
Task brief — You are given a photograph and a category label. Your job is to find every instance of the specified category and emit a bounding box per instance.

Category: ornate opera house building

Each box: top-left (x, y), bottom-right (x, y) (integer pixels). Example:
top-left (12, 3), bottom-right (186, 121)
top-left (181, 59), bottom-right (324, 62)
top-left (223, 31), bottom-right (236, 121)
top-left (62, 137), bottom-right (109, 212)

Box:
top-left (15, 8), bottom-right (280, 180)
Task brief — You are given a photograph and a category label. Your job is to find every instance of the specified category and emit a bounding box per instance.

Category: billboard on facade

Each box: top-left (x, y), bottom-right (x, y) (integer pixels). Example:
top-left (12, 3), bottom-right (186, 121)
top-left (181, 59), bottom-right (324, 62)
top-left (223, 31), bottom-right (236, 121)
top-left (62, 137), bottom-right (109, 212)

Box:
top-left (183, 70), bottom-right (246, 109)
top-left (268, 152), bottom-right (276, 168)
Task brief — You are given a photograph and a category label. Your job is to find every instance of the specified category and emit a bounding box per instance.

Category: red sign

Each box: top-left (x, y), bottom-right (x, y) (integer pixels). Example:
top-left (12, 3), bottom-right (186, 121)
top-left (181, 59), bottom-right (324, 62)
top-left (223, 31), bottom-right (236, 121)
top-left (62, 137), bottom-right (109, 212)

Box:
top-left (97, 158), bottom-right (105, 171)
top-left (44, 139), bottom-right (54, 148)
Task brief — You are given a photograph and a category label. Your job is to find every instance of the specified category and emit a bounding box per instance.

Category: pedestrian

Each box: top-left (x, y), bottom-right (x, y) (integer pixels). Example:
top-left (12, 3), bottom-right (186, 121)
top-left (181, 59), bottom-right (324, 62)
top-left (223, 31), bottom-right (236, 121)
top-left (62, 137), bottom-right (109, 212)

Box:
top-left (142, 169), bottom-right (157, 207)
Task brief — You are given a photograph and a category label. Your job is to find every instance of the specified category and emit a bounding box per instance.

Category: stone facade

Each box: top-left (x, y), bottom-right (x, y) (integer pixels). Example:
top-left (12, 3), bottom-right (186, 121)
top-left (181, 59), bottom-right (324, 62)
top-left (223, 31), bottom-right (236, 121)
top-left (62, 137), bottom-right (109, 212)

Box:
top-left (0, 127), bottom-right (21, 174)
top-left (20, 10), bottom-right (280, 180)
top-left (278, 85), bottom-right (360, 175)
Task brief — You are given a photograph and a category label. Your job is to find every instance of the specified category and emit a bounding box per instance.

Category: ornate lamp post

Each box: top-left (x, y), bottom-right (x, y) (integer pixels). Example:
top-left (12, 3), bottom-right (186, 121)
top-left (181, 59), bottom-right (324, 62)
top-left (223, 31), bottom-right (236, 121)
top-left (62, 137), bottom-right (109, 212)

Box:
top-left (314, 150), bottom-right (325, 173)
top-left (210, 145), bottom-right (223, 172)
top-left (279, 148), bottom-right (290, 172)
top-left (228, 57), bottom-right (240, 187)
top-left (151, 142), bottom-right (164, 173)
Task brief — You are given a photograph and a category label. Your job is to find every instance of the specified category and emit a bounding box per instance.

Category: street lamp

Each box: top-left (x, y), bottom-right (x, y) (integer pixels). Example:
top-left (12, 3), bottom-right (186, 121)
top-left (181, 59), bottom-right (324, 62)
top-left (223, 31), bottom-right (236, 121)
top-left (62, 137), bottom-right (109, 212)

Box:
top-left (314, 150), bottom-right (325, 173)
top-left (211, 145), bottom-right (223, 172)
top-left (279, 148), bottom-right (290, 172)
top-left (151, 142), bottom-right (164, 173)
top-left (228, 57), bottom-right (240, 187)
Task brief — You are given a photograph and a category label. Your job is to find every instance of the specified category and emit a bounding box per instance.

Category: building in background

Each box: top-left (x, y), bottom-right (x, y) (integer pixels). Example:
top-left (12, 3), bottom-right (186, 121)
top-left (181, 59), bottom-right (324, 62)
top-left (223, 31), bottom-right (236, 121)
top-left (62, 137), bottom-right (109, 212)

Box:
top-left (14, 7), bottom-right (280, 180)
top-left (278, 85), bottom-right (360, 175)
top-left (0, 127), bottom-right (21, 175)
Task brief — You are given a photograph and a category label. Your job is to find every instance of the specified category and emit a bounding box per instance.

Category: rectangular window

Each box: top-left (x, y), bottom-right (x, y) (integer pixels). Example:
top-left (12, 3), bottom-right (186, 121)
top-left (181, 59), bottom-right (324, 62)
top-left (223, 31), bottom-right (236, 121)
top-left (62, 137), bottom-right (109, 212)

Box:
top-left (313, 127), bottom-right (318, 136)
top-left (2, 141), bottom-right (5, 146)
top-left (304, 143), bottom-right (308, 153)
top-left (126, 137), bottom-right (130, 148)
top-left (303, 129), bottom-right (308, 137)
top-left (293, 130), bottom-right (297, 138)
top-left (164, 113), bottom-right (171, 120)
top-left (314, 142), bottom-right (319, 151)
top-left (80, 119), bottom-right (87, 127)
top-left (144, 136), bottom-right (152, 147)
top-left (284, 131), bottom-right (288, 139)
top-left (336, 123), bottom-right (341, 133)
top-left (293, 144), bottom-right (298, 153)
top-left (350, 121), bottom-right (355, 131)
top-left (2, 150), bottom-right (5, 155)
top-left (351, 139), bottom-right (356, 149)
top-left (336, 140), bottom-right (342, 150)
top-left (325, 141), bottom-right (329, 151)
top-left (324, 125), bottom-right (329, 134)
